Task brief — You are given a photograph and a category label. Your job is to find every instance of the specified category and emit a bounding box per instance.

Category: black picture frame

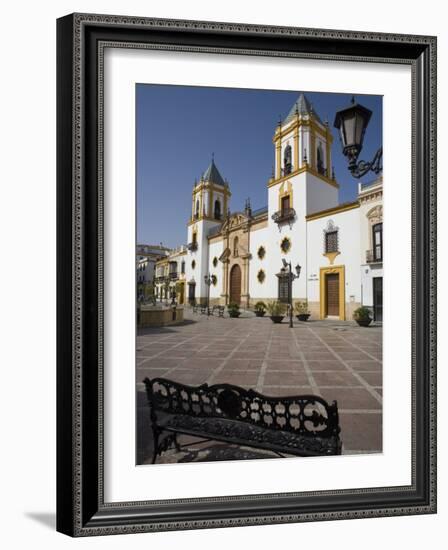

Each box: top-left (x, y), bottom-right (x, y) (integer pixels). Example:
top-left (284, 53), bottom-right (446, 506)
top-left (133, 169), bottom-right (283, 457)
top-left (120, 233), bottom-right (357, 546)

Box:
top-left (57, 13), bottom-right (437, 537)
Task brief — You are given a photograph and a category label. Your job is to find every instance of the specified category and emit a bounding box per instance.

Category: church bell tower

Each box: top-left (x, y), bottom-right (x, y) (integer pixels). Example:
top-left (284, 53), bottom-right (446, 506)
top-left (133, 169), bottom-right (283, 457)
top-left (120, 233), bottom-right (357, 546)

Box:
top-left (185, 156), bottom-right (231, 304)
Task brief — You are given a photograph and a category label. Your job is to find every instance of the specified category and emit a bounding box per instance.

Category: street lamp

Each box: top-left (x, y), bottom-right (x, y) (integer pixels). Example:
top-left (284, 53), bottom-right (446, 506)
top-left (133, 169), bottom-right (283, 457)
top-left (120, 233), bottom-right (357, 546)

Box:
top-left (334, 96), bottom-right (382, 179)
top-left (204, 274), bottom-right (212, 316)
top-left (282, 259), bottom-right (302, 328)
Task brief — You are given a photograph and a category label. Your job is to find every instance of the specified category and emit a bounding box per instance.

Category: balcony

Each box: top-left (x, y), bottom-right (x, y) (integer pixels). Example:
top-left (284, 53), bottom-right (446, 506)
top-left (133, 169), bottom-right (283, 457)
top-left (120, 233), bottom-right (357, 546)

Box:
top-left (366, 249), bottom-right (382, 263)
top-left (169, 271), bottom-right (178, 280)
top-left (187, 241), bottom-right (198, 251)
top-left (271, 207), bottom-right (296, 225)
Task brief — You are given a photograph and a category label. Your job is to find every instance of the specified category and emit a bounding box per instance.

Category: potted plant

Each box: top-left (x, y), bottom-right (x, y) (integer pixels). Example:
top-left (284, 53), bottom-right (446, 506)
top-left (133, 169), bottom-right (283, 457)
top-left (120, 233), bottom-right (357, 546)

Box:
top-left (353, 306), bottom-right (372, 327)
top-left (266, 301), bottom-right (285, 323)
top-left (295, 300), bottom-right (311, 322)
top-left (227, 302), bottom-right (241, 318)
top-left (254, 301), bottom-right (267, 317)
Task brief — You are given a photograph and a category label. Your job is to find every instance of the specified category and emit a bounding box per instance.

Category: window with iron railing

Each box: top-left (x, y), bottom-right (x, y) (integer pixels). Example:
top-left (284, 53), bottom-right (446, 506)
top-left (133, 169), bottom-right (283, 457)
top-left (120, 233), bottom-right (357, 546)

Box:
top-left (325, 230), bottom-right (339, 253)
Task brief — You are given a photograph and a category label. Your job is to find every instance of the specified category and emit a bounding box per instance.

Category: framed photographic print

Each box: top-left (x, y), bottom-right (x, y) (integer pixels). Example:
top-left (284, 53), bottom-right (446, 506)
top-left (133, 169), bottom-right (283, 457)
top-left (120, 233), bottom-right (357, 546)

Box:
top-left (56, 13), bottom-right (437, 536)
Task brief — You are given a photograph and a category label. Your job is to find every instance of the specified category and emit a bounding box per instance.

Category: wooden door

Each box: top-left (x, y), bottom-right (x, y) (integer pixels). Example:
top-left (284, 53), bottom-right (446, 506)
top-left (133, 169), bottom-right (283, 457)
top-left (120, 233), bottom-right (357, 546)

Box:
top-left (373, 277), bottom-right (383, 321)
top-left (326, 273), bottom-right (339, 316)
top-left (229, 264), bottom-right (241, 305)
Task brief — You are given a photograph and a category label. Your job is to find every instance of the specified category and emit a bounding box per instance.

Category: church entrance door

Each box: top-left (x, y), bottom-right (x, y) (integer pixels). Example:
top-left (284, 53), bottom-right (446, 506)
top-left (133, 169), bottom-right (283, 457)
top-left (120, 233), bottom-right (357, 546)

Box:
top-left (229, 264), bottom-right (241, 305)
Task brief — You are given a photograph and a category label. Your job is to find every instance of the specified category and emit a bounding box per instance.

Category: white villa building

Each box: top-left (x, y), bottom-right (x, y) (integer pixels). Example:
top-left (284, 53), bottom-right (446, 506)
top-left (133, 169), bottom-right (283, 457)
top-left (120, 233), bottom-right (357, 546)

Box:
top-left (153, 93), bottom-right (383, 321)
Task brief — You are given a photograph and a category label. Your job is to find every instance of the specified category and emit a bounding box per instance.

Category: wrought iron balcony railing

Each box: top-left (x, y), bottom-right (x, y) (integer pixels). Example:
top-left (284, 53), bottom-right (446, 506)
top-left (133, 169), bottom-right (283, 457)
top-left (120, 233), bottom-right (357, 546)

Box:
top-left (169, 272), bottom-right (178, 280)
top-left (366, 249), bottom-right (382, 263)
top-left (187, 242), bottom-right (198, 251)
top-left (271, 207), bottom-right (296, 224)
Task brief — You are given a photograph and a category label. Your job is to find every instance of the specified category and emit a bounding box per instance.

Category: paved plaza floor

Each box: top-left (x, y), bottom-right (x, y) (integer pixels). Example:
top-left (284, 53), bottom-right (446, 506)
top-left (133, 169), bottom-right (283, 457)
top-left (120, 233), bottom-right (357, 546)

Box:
top-left (136, 309), bottom-right (382, 464)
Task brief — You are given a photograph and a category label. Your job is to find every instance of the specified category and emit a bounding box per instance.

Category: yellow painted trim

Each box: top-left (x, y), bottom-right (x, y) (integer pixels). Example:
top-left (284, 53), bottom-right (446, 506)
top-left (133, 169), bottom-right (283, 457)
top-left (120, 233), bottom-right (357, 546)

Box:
top-left (273, 118), bottom-right (330, 142)
top-left (306, 201), bottom-right (359, 221)
top-left (323, 251), bottom-right (340, 265)
top-left (278, 181), bottom-right (293, 212)
top-left (294, 124), bottom-right (299, 170)
top-left (311, 133), bottom-right (316, 170)
top-left (194, 181), bottom-right (231, 196)
top-left (223, 192), bottom-right (228, 218)
top-left (280, 236), bottom-right (291, 254)
top-left (267, 166), bottom-right (339, 189)
top-left (319, 265), bottom-right (345, 321)
top-left (275, 142), bottom-right (281, 179)
top-left (257, 245), bottom-right (266, 260)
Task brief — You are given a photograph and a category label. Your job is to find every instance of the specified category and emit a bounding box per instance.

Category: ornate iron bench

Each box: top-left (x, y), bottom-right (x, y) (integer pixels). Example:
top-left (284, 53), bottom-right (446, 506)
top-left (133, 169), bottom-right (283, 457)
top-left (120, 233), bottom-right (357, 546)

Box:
top-left (212, 305), bottom-right (225, 317)
top-left (143, 377), bottom-right (342, 464)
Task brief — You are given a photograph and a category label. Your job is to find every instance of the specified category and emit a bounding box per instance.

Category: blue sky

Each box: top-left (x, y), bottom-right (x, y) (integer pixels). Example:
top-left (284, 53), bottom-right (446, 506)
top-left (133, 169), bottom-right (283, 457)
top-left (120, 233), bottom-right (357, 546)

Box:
top-left (137, 85), bottom-right (382, 248)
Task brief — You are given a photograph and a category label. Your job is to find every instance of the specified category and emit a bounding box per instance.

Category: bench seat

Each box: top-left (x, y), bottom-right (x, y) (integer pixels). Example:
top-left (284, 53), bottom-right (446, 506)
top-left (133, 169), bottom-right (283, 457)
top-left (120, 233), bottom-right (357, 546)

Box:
top-left (159, 413), bottom-right (340, 457)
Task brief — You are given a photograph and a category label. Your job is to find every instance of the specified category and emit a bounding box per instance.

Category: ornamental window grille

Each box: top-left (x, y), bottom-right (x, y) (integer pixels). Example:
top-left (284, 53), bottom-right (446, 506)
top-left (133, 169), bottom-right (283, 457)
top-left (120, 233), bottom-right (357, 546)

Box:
top-left (257, 270), bottom-right (266, 284)
top-left (325, 230), bottom-right (338, 253)
top-left (257, 246), bottom-right (266, 260)
top-left (213, 257), bottom-right (218, 267)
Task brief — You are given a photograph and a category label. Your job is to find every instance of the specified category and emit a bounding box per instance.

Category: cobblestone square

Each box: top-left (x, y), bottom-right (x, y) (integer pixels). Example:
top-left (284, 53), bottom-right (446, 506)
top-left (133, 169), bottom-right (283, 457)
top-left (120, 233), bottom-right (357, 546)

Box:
top-left (137, 310), bottom-right (382, 464)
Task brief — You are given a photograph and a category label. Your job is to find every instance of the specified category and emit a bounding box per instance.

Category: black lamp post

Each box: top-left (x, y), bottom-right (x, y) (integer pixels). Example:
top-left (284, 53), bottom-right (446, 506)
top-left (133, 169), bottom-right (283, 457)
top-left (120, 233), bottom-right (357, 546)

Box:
top-left (204, 274), bottom-right (212, 316)
top-left (334, 96), bottom-right (382, 179)
top-left (282, 259), bottom-right (302, 328)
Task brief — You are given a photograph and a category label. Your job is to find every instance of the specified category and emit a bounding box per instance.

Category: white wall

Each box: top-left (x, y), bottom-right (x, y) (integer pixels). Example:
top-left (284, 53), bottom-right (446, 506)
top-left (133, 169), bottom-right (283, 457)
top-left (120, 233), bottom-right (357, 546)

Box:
top-left (208, 239), bottom-right (224, 299)
top-left (1, 2), bottom-right (445, 550)
top-left (306, 209), bottom-right (362, 305)
top-left (248, 225), bottom-right (270, 300)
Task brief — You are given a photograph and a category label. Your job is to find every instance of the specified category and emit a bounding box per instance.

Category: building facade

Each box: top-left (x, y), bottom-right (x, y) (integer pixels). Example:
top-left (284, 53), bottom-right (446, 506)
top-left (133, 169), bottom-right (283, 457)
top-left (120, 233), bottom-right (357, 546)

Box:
top-left (152, 93), bottom-right (383, 321)
top-left (154, 246), bottom-right (188, 304)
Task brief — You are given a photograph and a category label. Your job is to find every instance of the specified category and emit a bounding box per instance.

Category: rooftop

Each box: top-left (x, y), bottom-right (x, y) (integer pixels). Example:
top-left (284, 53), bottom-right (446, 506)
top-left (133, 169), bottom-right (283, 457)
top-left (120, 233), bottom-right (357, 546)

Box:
top-left (199, 158), bottom-right (227, 186)
top-left (283, 93), bottom-right (323, 126)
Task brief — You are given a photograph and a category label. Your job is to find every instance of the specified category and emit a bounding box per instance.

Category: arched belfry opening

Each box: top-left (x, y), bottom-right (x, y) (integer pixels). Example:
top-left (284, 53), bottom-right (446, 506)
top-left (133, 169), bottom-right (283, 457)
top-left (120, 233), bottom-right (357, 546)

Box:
top-left (214, 199), bottom-right (221, 220)
top-left (284, 144), bottom-right (292, 175)
top-left (317, 142), bottom-right (325, 175)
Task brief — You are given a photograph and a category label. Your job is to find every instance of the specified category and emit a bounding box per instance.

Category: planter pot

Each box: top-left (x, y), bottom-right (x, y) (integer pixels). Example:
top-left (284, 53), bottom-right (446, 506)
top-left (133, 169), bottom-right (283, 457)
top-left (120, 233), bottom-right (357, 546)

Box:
top-left (296, 313), bottom-right (310, 322)
top-left (255, 311), bottom-right (266, 317)
top-left (355, 318), bottom-right (372, 327)
top-left (228, 311), bottom-right (241, 318)
top-left (270, 315), bottom-right (284, 324)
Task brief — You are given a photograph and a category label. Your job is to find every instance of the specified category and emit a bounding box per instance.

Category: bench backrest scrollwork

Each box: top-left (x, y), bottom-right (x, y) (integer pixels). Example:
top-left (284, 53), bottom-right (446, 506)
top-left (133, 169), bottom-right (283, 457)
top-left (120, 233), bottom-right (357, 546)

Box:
top-left (144, 377), bottom-right (340, 438)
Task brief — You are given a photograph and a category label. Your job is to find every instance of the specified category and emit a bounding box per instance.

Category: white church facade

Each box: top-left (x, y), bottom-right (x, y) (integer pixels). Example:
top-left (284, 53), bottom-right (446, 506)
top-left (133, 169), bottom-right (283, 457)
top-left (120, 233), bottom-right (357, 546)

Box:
top-left (161, 94), bottom-right (383, 321)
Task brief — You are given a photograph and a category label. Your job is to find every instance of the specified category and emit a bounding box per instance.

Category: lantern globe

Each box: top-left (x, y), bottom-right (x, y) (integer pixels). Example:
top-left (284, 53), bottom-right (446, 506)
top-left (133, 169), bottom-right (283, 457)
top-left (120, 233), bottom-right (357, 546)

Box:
top-left (334, 99), bottom-right (372, 159)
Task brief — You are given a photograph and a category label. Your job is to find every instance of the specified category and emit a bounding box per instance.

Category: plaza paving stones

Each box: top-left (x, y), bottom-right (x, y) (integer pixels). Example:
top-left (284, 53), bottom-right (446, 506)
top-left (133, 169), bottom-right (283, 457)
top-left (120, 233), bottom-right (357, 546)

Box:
top-left (137, 310), bottom-right (382, 463)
